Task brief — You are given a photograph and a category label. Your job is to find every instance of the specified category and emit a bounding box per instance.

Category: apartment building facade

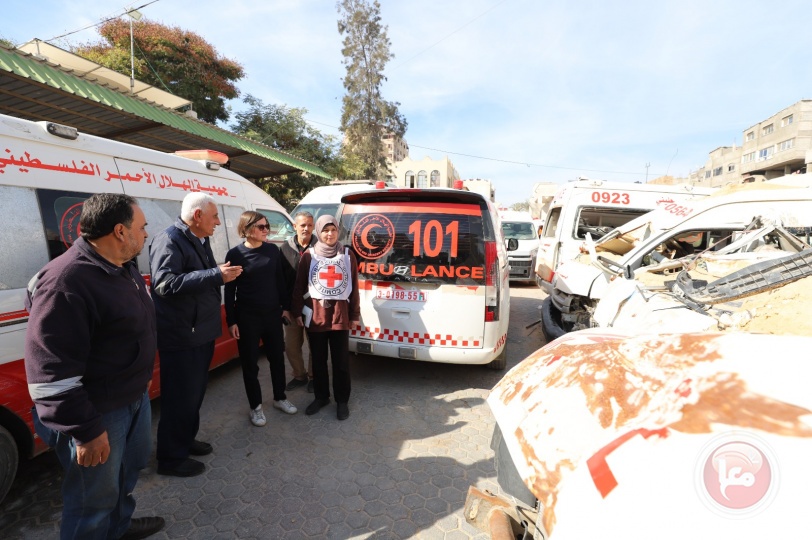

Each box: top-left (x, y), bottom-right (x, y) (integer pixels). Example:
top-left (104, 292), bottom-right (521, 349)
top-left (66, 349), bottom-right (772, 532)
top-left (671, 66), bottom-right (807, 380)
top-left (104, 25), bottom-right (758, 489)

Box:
top-left (671, 100), bottom-right (812, 187)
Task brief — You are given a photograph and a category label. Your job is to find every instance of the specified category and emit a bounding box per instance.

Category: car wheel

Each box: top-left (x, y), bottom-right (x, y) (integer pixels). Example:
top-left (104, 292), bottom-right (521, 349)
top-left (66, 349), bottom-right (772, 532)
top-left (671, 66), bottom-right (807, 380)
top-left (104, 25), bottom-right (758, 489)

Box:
top-left (0, 425), bottom-right (19, 505)
top-left (487, 342), bottom-right (507, 370)
top-left (541, 296), bottom-right (567, 343)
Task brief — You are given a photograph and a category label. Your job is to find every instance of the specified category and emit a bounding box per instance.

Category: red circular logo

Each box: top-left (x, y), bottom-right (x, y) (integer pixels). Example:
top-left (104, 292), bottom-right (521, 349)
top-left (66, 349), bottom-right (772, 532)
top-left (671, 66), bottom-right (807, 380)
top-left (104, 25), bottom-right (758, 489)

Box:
top-left (352, 214), bottom-right (395, 260)
top-left (59, 202), bottom-right (84, 248)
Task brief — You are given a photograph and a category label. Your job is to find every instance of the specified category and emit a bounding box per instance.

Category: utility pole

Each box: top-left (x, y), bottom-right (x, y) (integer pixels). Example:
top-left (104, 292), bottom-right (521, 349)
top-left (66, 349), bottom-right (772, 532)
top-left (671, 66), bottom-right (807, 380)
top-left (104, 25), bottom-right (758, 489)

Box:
top-left (645, 162), bottom-right (651, 183)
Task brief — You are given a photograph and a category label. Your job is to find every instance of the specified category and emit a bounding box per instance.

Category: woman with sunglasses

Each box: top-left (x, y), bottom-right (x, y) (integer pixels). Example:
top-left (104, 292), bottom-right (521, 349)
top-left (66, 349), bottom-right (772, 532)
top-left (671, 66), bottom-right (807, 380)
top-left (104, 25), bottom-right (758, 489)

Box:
top-left (224, 211), bottom-right (298, 427)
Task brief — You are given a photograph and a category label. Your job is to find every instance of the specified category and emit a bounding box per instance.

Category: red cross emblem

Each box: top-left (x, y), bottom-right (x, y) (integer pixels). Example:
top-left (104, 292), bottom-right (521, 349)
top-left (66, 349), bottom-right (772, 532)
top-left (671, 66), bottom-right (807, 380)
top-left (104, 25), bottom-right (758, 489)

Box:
top-left (319, 265), bottom-right (344, 287)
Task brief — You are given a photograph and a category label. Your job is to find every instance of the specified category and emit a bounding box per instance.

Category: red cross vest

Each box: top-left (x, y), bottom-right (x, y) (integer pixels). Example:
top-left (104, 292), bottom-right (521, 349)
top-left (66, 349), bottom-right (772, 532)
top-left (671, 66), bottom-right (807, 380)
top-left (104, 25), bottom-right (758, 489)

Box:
top-left (307, 247), bottom-right (352, 301)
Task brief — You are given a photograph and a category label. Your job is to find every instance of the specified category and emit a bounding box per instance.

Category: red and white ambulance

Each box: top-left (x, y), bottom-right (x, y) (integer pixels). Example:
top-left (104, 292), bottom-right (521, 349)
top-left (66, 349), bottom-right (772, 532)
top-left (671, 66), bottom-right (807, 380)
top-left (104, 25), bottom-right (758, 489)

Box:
top-left (338, 187), bottom-right (513, 370)
top-left (0, 113), bottom-right (293, 503)
top-left (535, 178), bottom-right (712, 292)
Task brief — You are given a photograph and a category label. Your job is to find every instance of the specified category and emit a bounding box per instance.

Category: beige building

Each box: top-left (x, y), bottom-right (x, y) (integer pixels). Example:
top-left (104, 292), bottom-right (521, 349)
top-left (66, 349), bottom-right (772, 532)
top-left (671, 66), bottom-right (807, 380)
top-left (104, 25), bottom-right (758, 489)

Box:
top-left (669, 100), bottom-right (812, 187)
top-left (390, 156), bottom-right (461, 188)
top-left (381, 132), bottom-right (409, 164)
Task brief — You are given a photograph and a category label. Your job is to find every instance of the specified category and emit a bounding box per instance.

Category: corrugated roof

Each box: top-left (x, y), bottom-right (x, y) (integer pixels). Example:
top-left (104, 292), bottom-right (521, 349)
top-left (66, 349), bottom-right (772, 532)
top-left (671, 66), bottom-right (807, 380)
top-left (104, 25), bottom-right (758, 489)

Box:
top-left (0, 44), bottom-right (330, 179)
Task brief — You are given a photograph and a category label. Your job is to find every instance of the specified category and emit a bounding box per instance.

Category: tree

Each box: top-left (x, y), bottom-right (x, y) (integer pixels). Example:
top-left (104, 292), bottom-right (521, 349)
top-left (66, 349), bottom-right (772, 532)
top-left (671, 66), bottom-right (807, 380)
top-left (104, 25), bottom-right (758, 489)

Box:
top-left (75, 19), bottom-right (244, 123)
top-left (337, 0), bottom-right (407, 180)
top-left (231, 95), bottom-right (341, 209)
top-left (511, 201), bottom-right (530, 212)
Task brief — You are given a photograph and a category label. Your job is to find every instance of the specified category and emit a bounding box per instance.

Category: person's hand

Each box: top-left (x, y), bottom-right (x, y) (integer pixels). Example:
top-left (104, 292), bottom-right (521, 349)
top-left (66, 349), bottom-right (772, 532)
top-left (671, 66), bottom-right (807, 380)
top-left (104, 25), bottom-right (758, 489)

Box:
top-left (75, 431), bottom-right (110, 467)
top-left (219, 261), bottom-right (243, 283)
top-left (282, 310), bottom-right (293, 326)
top-left (350, 319), bottom-right (360, 328)
top-left (229, 324), bottom-right (240, 339)
top-left (295, 316), bottom-right (304, 327)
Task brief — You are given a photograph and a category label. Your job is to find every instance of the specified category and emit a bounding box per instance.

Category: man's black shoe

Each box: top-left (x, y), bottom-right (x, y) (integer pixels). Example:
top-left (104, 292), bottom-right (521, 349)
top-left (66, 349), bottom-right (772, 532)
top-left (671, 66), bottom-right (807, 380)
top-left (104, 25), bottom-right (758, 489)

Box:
top-left (285, 377), bottom-right (308, 391)
top-left (189, 439), bottom-right (212, 456)
top-left (306, 379), bottom-right (314, 393)
top-left (337, 403), bottom-right (350, 421)
top-left (305, 398), bottom-right (330, 415)
top-left (157, 458), bottom-right (205, 477)
top-left (120, 516), bottom-right (165, 539)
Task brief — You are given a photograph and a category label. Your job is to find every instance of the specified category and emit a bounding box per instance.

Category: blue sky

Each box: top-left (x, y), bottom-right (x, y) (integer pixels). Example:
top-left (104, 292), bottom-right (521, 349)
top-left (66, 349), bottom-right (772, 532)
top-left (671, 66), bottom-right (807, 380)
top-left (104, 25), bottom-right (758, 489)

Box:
top-left (4, 0), bottom-right (812, 205)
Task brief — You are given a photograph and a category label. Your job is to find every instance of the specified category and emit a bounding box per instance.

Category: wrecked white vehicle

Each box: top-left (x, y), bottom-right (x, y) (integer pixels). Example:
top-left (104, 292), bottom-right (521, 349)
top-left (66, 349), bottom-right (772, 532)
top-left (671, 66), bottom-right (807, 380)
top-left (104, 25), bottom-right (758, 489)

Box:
top-left (465, 330), bottom-right (812, 539)
top-left (541, 181), bottom-right (812, 341)
top-left (593, 244), bottom-right (812, 333)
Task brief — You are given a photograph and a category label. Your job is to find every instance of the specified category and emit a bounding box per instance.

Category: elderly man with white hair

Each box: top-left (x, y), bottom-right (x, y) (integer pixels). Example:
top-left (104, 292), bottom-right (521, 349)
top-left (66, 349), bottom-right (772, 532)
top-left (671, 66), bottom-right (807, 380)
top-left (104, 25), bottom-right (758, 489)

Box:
top-left (149, 192), bottom-right (242, 477)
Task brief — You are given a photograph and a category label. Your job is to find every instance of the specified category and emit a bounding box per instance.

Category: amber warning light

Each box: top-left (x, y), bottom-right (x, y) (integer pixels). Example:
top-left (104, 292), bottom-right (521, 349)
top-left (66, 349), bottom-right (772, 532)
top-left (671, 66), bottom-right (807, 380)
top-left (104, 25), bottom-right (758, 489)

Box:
top-left (175, 149), bottom-right (229, 165)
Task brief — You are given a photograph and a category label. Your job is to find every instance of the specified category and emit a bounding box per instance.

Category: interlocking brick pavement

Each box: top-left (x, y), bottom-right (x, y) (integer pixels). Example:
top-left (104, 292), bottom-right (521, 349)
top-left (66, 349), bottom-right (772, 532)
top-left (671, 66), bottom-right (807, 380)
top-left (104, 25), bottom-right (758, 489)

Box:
top-left (0, 286), bottom-right (545, 539)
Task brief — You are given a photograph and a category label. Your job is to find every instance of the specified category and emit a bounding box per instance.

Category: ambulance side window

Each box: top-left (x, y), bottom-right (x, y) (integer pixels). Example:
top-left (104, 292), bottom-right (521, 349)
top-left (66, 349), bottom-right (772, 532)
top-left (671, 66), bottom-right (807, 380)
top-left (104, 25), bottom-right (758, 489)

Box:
top-left (543, 207), bottom-right (561, 239)
top-left (0, 186), bottom-right (50, 290)
top-left (35, 189), bottom-right (94, 262)
top-left (138, 199), bottom-right (181, 275)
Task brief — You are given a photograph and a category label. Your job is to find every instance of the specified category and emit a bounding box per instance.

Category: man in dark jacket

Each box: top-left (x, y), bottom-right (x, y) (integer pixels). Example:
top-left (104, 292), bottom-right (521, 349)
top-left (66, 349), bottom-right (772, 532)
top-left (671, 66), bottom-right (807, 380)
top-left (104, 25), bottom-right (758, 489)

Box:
top-left (280, 211), bottom-right (317, 392)
top-left (25, 193), bottom-right (164, 540)
top-left (149, 193), bottom-right (242, 477)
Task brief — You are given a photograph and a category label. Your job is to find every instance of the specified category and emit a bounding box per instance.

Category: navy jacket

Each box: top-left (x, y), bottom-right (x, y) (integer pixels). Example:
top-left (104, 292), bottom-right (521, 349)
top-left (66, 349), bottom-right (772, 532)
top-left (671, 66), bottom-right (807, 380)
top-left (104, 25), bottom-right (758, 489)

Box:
top-left (224, 242), bottom-right (290, 326)
top-left (24, 238), bottom-right (156, 444)
top-left (149, 218), bottom-right (224, 351)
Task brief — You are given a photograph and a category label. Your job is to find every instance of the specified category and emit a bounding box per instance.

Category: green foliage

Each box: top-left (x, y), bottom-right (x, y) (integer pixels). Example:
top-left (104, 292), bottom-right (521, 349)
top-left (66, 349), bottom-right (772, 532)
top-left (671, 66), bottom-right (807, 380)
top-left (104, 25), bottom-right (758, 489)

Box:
top-left (74, 19), bottom-right (244, 123)
top-left (511, 201), bottom-right (530, 212)
top-left (231, 95), bottom-right (340, 209)
top-left (0, 37), bottom-right (15, 48)
top-left (337, 0), bottom-right (407, 181)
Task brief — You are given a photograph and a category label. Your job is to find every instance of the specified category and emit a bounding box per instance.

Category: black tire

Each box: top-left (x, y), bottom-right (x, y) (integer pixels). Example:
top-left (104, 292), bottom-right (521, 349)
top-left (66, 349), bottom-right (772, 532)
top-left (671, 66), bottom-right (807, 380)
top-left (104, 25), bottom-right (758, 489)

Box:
top-left (487, 342), bottom-right (507, 370)
top-left (541, 296), bottom-right (567, 344)
top-left (0, 425), bottom-right (19, 505)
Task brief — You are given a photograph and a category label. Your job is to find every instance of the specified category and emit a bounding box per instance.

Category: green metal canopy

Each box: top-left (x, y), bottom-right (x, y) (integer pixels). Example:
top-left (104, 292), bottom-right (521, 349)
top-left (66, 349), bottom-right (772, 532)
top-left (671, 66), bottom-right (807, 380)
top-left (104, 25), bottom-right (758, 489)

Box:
top-left (0, 44), bottom-right (330, 180)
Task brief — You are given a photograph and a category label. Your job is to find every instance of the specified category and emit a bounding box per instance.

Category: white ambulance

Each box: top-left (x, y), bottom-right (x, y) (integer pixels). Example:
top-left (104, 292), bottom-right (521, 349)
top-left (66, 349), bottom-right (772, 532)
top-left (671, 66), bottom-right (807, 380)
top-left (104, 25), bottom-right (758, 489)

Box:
top-left (535, 178), bottom-right (713, 292)
top-left (337, 187), bottom-right (513, 370)
top-left (290, 180), bottom-right (393, 220)
top-left (0, 113), bottom-right (294, 503)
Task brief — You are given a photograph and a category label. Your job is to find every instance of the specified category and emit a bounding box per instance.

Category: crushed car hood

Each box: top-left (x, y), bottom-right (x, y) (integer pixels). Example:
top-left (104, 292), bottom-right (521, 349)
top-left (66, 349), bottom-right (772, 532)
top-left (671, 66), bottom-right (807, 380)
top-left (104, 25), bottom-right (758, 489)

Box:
top-left (488, 329), bottom-right (812, 538)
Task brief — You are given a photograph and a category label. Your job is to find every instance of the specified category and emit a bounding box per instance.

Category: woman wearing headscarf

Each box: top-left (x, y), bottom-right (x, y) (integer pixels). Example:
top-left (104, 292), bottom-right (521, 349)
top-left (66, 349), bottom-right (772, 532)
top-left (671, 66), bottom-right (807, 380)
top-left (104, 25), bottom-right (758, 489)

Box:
top-left (291, 215), bottom-right (359, 420)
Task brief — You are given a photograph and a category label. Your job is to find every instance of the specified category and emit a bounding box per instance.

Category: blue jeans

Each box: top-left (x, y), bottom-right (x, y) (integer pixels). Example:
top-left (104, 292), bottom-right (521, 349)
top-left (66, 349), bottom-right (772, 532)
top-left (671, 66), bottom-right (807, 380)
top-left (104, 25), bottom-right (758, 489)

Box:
top-left (34, 391), bottom-right (152, 540)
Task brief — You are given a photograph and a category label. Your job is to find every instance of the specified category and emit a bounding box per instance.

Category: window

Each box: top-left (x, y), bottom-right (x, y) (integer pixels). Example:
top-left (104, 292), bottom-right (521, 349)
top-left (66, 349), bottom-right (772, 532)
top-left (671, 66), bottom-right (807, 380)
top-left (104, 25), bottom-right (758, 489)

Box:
top-left (742, 152), bottom-right (755, 163)
top-left (781, 114), bottom-right (794, 127)
top-left (417, 170), bottom-right (427, 188)
top-left (762, 124), bottom-right (774, 135)
top-left (778, 138), bottom-right (794, 152)
top-left (1, 186), bottom-right (50, 290)
top-left (405, 170), bottom-right (415, 188)
top-left (746, 131), bottom-right (754, 142)
top-left (713, 167), bottom-right (723, 176)
top-left (430, 170), bottom-right (440, 187)
top-left (727, 163), bottom-right (735, 172)
top-left (758, 147), bottom-right (774, 160)
top-left (705, 170), bottom-right (712, 179)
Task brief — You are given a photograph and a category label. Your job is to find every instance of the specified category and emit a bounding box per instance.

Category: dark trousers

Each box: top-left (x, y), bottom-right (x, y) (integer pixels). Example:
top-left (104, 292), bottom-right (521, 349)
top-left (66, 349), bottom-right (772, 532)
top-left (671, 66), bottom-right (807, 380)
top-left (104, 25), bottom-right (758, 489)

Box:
top-left (156, 342), bottom-right (214, 467)
top-left (307, 330), bottom-right (351, 404)
top-left (236, 306), bottom-right (287, 409)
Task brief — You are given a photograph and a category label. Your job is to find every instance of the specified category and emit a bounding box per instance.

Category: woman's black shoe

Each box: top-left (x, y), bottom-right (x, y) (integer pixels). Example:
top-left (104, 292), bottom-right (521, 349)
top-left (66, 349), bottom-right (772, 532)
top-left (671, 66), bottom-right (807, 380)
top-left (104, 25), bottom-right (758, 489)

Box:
top-left (157, 458), bottom-right (205, 477)
top-left (337, 403), bottom-right (350, 421)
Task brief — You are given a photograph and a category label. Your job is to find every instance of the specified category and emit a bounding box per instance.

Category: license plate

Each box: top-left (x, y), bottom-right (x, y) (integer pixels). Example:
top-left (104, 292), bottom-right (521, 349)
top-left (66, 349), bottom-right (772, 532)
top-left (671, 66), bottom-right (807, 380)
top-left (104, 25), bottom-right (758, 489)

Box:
top-left (375, 289), bottom-right (426, 302)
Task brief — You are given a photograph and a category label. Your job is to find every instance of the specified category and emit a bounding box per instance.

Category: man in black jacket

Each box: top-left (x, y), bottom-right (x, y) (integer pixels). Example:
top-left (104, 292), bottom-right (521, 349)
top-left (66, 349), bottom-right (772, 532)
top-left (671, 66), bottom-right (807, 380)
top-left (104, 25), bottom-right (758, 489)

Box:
top-left (280, 211), bottom-right (317, 392)
top-left (25, 193), bottom-right (164, 540)
top-left (149, 193), bottom-right (242, 477)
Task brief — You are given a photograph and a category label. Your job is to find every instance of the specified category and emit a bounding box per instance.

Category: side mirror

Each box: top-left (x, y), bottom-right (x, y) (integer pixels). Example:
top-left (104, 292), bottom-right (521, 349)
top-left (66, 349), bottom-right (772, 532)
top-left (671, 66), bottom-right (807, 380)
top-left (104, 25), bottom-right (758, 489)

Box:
top-left (506, 238), bottom-right (519, 251)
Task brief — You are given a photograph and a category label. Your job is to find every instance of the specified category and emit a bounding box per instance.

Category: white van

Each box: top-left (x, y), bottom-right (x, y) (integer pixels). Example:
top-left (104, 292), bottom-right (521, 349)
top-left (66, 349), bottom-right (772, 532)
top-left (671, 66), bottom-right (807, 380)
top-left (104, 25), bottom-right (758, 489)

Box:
top-left (543, 180), bottom-right (812, 339)
top-left (337, 187), bottom-right (513, 370)
top-left (0, 113), bottom-right (293, 503)
top-left (535, 178), bottom-right (712, 292)
top-left (290, 180), bottom-right (392, 220)
top-left (499, 210), bottom-right (538, 283)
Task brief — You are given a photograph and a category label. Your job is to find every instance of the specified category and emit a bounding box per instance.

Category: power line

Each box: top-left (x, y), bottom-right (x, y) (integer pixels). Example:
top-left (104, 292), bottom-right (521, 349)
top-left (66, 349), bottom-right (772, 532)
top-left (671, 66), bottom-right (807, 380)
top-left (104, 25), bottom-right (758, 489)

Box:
top-left (389, 0), bottom-right (512, 71)
top-left (44, 1), bottom-right (160, 43)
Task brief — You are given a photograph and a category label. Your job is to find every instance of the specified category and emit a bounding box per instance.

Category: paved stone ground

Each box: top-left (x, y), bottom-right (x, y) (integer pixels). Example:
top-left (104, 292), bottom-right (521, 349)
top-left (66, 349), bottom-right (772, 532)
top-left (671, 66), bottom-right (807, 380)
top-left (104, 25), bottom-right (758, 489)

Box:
top-left (0, 285), bottom-right (546, 539)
